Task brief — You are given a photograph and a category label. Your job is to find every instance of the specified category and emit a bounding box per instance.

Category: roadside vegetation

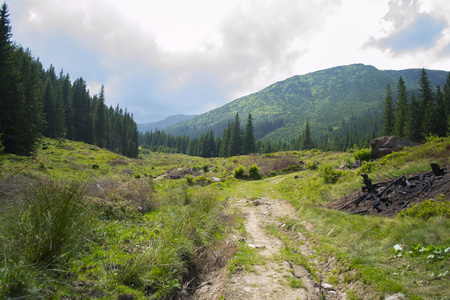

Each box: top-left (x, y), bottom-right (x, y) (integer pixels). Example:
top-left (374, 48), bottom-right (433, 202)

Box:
top-left (0, 136), bottom-right (449, 298)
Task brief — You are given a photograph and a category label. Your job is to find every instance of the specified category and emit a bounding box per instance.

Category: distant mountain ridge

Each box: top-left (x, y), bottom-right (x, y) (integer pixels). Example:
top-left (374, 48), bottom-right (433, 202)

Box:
top-left (137, 114), bottom-right (197, 133)
top-left (164, 64), bottom-right (448, 141)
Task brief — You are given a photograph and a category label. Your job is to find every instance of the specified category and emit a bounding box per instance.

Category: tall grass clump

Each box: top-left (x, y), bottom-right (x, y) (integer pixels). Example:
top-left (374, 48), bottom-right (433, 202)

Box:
top-left (1, 179), bottom-right (95, 266)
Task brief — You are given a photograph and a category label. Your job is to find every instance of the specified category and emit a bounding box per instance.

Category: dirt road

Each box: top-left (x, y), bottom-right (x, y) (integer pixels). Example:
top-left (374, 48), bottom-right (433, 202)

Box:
top-left (191, 196), bottom-right (348, 300)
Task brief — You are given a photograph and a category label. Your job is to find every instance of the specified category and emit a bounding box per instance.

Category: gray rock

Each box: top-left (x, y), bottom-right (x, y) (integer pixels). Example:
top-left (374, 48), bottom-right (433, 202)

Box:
top-left (321, 283), bottom-right (334, 290)
top-left (371, 136), bottom-right (420, 159)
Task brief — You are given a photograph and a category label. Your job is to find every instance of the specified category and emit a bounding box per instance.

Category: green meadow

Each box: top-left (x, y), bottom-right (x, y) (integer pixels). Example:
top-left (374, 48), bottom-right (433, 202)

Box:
top-left (1, 137), bottom-right (449, 299)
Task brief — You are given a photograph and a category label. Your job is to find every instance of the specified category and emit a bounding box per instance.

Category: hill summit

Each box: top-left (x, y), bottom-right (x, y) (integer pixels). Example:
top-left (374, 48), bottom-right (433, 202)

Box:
top-left (165, 64), bottom-right (448, 142)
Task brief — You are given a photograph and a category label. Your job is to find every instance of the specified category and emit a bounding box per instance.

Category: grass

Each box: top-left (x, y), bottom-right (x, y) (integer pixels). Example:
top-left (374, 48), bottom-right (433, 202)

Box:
top-left (274, 137), bottom-right (450, 298)
top-left (1, 136), bottom-right (449, 298)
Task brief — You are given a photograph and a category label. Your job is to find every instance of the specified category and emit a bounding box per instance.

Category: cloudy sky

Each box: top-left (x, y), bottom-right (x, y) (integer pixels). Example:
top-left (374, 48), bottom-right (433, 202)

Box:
top-left (8, 0), bottom-right (450, 123)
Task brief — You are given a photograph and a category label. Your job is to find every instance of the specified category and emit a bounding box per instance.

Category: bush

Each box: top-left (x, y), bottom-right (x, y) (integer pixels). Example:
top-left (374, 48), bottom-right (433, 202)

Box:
top-left (202, 164), bottom-right (209, 172)
top-left (248, 164), bottom-right (261, 180)
top-left (318, 164), bottom-right (341, 184)
top-left (353, 148), bottom-right (371, 162)
top-left (357, 161), bottom-right (376, 174)
top-left (307, 161), bottom-right (318, 170)
top-left (398, 197), bottom-right (450, 219)
top-left (233, 165), bottom-right (246, 178)
top-left (185, 175), bottom-right (194, 186)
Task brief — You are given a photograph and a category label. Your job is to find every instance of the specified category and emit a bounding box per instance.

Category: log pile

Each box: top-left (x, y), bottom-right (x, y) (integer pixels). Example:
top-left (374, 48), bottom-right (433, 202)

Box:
top-left (329, 163), bottom-right (450, 216)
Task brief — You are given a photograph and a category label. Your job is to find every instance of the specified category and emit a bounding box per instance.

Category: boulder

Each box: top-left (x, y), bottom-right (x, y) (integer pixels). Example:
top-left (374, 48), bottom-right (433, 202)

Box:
top-left (371, 136), bottom-right (420, 159)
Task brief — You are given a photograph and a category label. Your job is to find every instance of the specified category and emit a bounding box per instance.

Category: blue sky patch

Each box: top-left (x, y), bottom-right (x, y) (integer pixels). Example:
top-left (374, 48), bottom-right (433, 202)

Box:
top-left (381, 14), bottom-right (447, 52)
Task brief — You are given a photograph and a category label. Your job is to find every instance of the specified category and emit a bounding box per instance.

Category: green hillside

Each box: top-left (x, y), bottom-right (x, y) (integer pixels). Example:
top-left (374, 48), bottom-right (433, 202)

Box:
top-left (165, 64), bottom-right (448, 141)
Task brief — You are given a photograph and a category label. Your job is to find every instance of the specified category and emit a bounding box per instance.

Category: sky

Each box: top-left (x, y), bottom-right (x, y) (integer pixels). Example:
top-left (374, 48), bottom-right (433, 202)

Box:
top-left (7, 0), bottom-right (450, 123)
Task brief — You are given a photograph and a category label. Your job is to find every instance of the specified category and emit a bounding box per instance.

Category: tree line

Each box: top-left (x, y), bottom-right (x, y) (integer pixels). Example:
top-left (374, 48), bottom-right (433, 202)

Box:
top-left (140, 113), bottom-right (256, 157)
top-left (0, 4), bottom-right (138, 157)
top-left (140, 113), bottom-right (324, 157)
top-left (382, 69), bottom-right (450, 142)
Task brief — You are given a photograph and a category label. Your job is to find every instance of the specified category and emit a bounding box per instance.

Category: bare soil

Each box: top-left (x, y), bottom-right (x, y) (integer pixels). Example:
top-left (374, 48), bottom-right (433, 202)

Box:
top-left (189, 196), bottom-right (350, 300)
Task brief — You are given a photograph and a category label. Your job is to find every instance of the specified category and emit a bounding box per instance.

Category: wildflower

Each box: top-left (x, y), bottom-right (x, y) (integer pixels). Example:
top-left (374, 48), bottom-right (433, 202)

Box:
top-left (393, 244), bottom-right (403, 252)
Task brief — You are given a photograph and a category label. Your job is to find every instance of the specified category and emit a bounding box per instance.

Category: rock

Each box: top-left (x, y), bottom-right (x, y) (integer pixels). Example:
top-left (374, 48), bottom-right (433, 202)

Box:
top-left (371, 136), bottom-right (419, 159)
top-left (321, 283), bottom-right (334, 290)
top-left (211, 177), bottom-right (221, 182)
top-left (253, 200), bottom-right (261, 206)
top-left (384, 293), bottom-right (405, 300)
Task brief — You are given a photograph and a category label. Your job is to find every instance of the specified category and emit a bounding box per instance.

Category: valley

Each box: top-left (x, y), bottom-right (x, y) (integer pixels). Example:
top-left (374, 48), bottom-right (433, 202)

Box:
top-left (1, 137), bottom-right (449, 299)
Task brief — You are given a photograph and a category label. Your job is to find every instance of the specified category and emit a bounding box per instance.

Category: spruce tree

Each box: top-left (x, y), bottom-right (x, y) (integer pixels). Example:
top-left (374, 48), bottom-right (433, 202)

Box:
top-left (0, 4), bottom-right (43, 155)
top-left (300, 119), bottom-right (314, 150)
top-left (219, 120), bottom-right (232, 157)
top-left (419, 68), bottom-right (435, 136)
top-left (95, 85), bottom-right (107, 147)
top-left (394, 76), bottom-right (408, 137)
top-left (434, 85), bottom-right (447, 137)
top-left (242, 113), bottom-right (256, 154)
top-left (381, 83), bottom-right (395, 136)
top-left (404, 91), bottom-right (422, 142)
top-left (443, 72), bottom-right (450, 134)
top-left (228, 113), bottom-right (243, 156)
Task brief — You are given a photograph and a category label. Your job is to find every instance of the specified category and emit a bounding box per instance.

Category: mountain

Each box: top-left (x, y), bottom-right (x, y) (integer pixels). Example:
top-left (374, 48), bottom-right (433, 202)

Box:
top-left (165, 64), bottom-right (448, 142)
top-left (137, 114), bottom-right (197, 133)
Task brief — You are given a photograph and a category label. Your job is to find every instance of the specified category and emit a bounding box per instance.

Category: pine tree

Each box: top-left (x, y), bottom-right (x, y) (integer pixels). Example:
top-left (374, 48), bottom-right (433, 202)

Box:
top-left (219, 120), bottom-right (232, 157)
top-left (242, 113), bottom-right (256, 155)
top-left (60, 73), bottom-right (74, 139)
top-left (228, 113), bottom-right (243, 156)
top-left (381, 83), bottom-right (395, 136)
top-left (434, 85), bottom-right (447, 137)
top-left (404, 91), bottom-right (422, 142)
top-left (300, 119), bottom-right (314, 150)
top-left (95, 85), bottom-right (107, 147)
top-left (443, 72), bottom-right (450, 135)
top-left (394, 76), bottom-right (408, 137)
top-left (0, 4), bottom-right (43, 155)
top-left (419, 69), bottom-right (435, 136)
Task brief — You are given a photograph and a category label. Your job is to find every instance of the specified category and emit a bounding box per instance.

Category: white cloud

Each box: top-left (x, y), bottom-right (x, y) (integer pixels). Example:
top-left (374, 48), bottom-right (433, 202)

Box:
top-left (7, 0), bottom-right (450, 123)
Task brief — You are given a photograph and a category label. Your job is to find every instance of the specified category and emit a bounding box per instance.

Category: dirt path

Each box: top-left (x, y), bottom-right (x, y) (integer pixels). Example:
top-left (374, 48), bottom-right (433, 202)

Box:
top-left (191, 196), bottom-right (347, 300)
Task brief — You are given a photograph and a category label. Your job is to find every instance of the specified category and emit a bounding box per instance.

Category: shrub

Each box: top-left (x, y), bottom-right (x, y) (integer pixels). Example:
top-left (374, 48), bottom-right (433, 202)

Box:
top-left (248, 164), bottom-right (261, 180)
top-left (194, 175), bottom-right (210, 186)
top-left (398, 197), bottom-right (450, 219)
top-left (202, 164), bottom-right (209, 172)
top-left (185, 175), bottom-right (194, 186)
top-left (357, 162), bottom-right (376, 174)
top-left (353, 148), bottom-right (371, 162)
top-left (233, 165), bottom-right (246, 178)
top-left (307, 161), bottom-right (318, 170)
top-left (318, 164), bottom-right (341, 184)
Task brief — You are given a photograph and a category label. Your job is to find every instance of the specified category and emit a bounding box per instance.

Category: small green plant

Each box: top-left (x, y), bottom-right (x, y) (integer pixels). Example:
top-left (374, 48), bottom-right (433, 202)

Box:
top-left (318, 164), bottom-right (341, 184)
top-left (358, 161), bottom-right (375, 174)
top-left (202, 164), bottom-right (209, 172)
top-left (353, 148), bottom-right (371, 162)
top-left (194, 175), bottom-right (210, 186)
top-left (391, 243), bottom-right (450, 261)
top-left (397, 197), bottom-right (450, 219)
top-left (248, 164), bottom-right (261, 180)
top-left (185, 175), bottom-right (194, 186)
top-left (233, 165), bottom-right (246, 178)
top-left (307, 161), bottom-right (318, 170)
top-left (284, 275), bottom-right (304, 289)
top-left (92, 163), bottom-right (100, 169)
